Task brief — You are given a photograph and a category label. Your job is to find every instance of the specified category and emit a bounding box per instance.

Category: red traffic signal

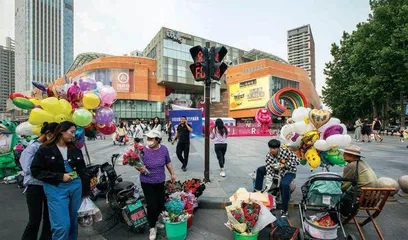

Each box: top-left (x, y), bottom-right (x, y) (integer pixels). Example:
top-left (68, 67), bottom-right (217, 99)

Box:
top-left (210, 47), bottom-right (228, 80)
top-left (190, 46), bottom-right (209, 82)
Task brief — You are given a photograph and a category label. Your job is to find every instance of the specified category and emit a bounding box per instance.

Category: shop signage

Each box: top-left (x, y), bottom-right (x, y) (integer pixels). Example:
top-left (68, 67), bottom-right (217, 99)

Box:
top-left (117, 72), bottom-right (130, 92)
top-left (166, 30), bottom-right (182, 44)
top-left (229, 76), bottom-right (270, 111)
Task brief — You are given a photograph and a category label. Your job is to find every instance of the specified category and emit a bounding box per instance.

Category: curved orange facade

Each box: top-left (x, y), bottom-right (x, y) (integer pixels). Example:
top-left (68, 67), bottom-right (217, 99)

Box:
top-left (54, 56), bottom-right (165, 102)
top-left (225, 59), bottom-right (321, 118)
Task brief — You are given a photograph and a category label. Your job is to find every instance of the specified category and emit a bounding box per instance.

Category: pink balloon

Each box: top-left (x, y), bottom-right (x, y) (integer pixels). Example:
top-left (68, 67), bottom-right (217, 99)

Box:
top-left (67, 82), bottom-right (82, 108)
top-left (99, 86), bottom-right (116, 105)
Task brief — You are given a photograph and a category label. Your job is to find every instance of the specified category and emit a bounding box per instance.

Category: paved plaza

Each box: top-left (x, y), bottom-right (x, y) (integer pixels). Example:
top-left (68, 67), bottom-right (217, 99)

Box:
top-left (1, 134), bottom-right (407, 239)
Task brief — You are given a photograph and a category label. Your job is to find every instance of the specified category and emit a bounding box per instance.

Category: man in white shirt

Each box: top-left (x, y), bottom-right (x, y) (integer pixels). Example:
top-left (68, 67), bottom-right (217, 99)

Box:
top-left (133, 118), bottom-right (146, 143)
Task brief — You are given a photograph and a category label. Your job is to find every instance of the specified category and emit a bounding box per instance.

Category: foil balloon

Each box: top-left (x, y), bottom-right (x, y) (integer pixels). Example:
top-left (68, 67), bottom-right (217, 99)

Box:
top-left (9, 93), bottom-right (28, 100)
top-left (293, 121), bottom-right (315, 135)
top-left (32, 125), bottom-right (41, 136)
top-left (74, 127), bottom-right (85, 149)
top-left (280, 124), bottom-right (295, 140)
top-left (47, 84), bottom-right (56, 97)
top-left (326, 134), bottom-right (352, 149)
top-left (12, 97), bottom-right (35, 110)
top-left (79, 77), bottom-right (97, 92)
top-left (29, 98), bottom-right (41, 106)
top-left (318, 118), bottom-right (341, 134)
top-left (32, 81), bottom-right (47, 92)
top-left (326, 149), bottom-right (346, 166)
top-left (291, 107), bottom-right (311, 122)
top-left (323, 125), bottom-right (344, 140)
top-left (16, 121), bottom-right (34, 136)
top-left (308, 109), bottom-right (332, 129)
top-left (29, 108), bottom-right (55, 125)
top-left (305, 147), bottom-right (321, 170)
top-left (286, 132), bottom-right (302, 148)
top-left (95, 107), bottom-right (114, 125)
top-left (314, 139), bottom-right (329, 151)
top-left (52, 85), bottom-right (67, 99)
top-left (301, 130), bottom-right (320, 147)
top-left (67, 82), bottom-right (83, 108)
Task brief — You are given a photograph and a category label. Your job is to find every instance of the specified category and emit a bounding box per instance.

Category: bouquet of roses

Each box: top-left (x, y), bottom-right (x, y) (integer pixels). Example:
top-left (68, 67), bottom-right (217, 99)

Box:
top-left (165, 180), bottom-right (183, 197)
top-left (183, 178), bottom-right (206, 197)
top-left (170, 191), bottom-right (198, 210)
top-left (123, 148), bottom-right (150, 176)
top-left (162, 198), bottom-right (191, 223)
top-left (225, 201), bottom-right (261, 234)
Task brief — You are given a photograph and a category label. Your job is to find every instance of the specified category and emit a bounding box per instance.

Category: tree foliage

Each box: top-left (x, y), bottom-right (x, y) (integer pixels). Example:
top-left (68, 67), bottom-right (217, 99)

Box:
top-left (322, 0), bottom-right (408, 125)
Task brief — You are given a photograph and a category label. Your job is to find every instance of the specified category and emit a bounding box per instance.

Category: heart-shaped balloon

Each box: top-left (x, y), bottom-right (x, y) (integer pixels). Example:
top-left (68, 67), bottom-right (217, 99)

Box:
top-left (308, 109), bottom-right (332, 129)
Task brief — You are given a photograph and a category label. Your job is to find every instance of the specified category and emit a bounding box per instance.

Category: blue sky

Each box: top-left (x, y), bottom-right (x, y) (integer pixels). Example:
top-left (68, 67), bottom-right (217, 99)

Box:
top-left (0, 0), bottom-right (371, 94)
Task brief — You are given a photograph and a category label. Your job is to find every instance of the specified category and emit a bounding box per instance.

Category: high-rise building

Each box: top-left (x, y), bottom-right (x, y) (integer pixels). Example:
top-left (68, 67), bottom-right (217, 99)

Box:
top-left (0, 37), bottom-right (15, 111)
top-left (287, 24), bottom-right (316, 86)
top-left (15, 0), bottom-right (74, 92)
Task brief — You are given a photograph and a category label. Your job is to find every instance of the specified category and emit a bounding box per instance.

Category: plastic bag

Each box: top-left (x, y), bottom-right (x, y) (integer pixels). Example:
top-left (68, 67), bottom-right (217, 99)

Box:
top-left (251, 203), bottom-right (276, 233)
top-left (78, 197), bottom-right (102, 227)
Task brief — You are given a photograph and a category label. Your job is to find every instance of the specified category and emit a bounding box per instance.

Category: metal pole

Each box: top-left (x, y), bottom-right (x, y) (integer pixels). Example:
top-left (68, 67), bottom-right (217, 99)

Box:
top-left (203, 46), bottom-right (212, 183)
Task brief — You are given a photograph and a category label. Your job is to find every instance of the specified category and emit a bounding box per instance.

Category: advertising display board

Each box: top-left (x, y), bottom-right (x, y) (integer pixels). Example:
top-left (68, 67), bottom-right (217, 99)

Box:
top-left (169, 110), bottom-right (202, 138)
top-left (229, 76), bottom-right (270, 111)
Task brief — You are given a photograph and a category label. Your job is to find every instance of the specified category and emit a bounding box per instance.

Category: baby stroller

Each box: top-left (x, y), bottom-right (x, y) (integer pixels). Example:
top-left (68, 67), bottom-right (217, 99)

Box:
top-left (298, 172), bottom-right (357, 240)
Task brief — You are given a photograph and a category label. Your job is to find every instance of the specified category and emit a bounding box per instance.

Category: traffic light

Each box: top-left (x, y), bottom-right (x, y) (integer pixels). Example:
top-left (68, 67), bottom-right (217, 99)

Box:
top-left (189, 45), bottom-right (209, 82)
top-left (210, 46), bottom-right (228, 80)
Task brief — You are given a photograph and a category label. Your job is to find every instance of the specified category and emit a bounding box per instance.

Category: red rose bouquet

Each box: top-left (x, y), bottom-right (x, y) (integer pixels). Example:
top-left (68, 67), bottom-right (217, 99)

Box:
top-left (183, 178), bottom-right (206, 197)
top-left (123, 148), bottom-right (150, 176)
top-left (225, 201), bottom-right (261, 234)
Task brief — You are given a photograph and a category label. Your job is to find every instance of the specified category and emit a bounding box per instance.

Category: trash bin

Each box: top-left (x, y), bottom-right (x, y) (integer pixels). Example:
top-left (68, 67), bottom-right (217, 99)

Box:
top-left (233, 231), bottom-right (259, 240)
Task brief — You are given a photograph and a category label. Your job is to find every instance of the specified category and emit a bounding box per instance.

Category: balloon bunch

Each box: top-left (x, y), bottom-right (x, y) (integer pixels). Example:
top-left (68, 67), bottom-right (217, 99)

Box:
top-left (280, 107), bottom-right (350, 170)
top-left (10, 77), bottom-right (118, 148)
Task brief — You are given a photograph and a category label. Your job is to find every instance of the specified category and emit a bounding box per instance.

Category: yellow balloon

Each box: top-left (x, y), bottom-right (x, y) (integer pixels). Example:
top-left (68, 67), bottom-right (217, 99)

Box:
top-left (40, 97), bottom-right (62, 114)
top-left (82, 92), bottom-right (100, 109)
top-left (54, 114), bottom-right (69, 123)
top-left (305, 147), bottom-right (321, 170)
top-left (29, 98), bottom-right (41, 106)
top-left (29, 108), bottom-right (55, 125)
top-left (59, 99), bottom-right (72, 116)
top-left (32, 125), bottom-right (41, 136)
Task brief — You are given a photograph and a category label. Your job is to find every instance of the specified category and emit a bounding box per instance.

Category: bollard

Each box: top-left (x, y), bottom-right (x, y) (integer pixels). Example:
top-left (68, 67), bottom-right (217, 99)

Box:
top-left (398, 175), bottom-right (408, 198)
top-left (378, 177), bottom-right (400, 202)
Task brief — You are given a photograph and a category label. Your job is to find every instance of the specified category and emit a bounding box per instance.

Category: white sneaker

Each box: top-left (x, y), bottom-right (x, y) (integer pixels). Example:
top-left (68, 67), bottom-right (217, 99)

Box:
top-left (220, 171), bottom-right (225, 177)
top-left (149, 227), bottom-right (157, 240)
top-left (156, 221), bottom-right (165, 229)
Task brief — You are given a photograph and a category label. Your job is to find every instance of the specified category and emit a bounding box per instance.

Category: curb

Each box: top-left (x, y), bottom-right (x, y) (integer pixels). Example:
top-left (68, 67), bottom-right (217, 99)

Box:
top-left (199, 197), bottom-right (298, 209)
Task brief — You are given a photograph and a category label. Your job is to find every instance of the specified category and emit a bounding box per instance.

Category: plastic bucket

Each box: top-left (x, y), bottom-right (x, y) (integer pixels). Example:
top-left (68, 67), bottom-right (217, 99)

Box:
top-left (186, 208), bottom-right (194, 228)
top-left (164, 219), bottom-right (187, 240)
top-left (233, 231), bottom-right (259, 240)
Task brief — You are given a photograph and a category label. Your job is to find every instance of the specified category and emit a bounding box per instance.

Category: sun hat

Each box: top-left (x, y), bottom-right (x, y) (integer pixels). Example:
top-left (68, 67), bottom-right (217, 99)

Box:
top-left (146, 129), bottom-right (162, 139)
top-left (340, 145), bottom-right (364, 158)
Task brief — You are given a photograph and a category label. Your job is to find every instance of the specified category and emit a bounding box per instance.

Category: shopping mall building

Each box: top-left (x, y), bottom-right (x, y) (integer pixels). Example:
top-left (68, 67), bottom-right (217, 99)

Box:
top-left (59, 27), bottom-right (320, 122)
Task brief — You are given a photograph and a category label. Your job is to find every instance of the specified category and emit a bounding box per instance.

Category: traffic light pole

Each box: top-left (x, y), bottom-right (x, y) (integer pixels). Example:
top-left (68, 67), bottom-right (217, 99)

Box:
top-left (203, 50), bottom-right (212, 183)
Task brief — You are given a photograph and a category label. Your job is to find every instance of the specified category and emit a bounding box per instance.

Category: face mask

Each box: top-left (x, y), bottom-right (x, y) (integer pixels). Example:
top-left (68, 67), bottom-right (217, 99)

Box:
top-left (147, 141), bottom-right (155, 148)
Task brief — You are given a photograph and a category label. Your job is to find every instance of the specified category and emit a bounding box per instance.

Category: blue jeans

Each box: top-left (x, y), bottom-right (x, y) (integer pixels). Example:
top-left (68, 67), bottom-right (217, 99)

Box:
top-left (43, 179), bottom-right (82, 240)
top-left (280, 173), bottom-right (296, 212)
top-left (254, 166), bottom-right (266, 191)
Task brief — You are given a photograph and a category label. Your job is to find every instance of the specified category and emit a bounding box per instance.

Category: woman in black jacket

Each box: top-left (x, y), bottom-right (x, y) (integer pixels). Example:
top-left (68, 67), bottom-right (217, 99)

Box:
top-left (31, 121), bottom-right (90, 240)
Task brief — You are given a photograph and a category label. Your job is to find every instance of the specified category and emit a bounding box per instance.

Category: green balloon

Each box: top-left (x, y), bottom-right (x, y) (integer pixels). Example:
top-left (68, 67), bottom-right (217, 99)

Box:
top-left (326, 149), bottom-right (346, 166)
top-left (300, 159), bottom-right (307, 165)
top-left (12, 97), bottom-right (34, 110)
top-left (72, 108), bottom-right (93, 127)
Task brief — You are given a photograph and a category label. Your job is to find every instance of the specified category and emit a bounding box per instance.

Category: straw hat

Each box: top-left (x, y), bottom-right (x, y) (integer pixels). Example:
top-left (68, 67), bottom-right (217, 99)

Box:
top-left (341, 145), bottom-right (364, 158)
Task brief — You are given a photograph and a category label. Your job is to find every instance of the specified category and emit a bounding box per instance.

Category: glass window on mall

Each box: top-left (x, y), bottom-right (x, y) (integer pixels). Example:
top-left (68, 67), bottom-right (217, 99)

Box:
top-left (113, 100), bottom-right (165, 121)
top-left (162, 39), bottom-right (195, 84)
top-left (269, 76), bottom-right (300, 96)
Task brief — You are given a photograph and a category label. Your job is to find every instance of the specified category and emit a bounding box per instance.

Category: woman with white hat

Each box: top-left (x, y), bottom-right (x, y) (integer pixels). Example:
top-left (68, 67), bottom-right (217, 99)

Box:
top-left (135, 129), bottom-right (176, 240)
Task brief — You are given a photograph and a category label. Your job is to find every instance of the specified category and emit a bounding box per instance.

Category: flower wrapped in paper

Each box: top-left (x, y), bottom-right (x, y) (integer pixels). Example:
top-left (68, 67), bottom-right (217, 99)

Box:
top-left (122, 148), bottom-right (150, 176)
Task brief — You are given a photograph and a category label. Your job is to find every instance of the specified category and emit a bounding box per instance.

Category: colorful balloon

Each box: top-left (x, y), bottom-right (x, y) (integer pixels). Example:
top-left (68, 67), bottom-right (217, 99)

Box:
top-left (29, 108), bottom-right (55, 125)
top-left (16, 121), bottom-right (34, 136)
top-left (97, 122), bottom-right (116, 135)
top-left (82, 92), bottom-right (100, 109)
top-left (79, 77), bottom-right (97, 91)
top-left (314, 139), bottom-right (329, 151)
top-left (74, 127), bottom-right (85, 149)
top-left (47, 84), bottom-right (56, 97)
top-left (326, 149), bottom-right (346, 166)
top-left (305, 147), bottom-right (321, 170)
top-left (99, 85), bottom-right (116, 105)
top-left (29, 98), bottom-right (41, 106)
top-left (291, 107), bottom-right (311, 123)
top-left (323, 125), bottom-right (344, 140)
top-left (95, 107), bottom-right (114, 125)
top-left (9, 93), bottom-right (28, 100)
top-left (301, 130), bottom-right (320, 147)
top-left (318, 118), bottom-right (341, 134)
top-left (32, 81), bottom-right (47, 92)
top-left (32, 125), bottom-right (41, 136)
top-left (72, 108), bottom-right (93, 127)
top-left (308, 109), bottom-right (332, 129)
top-left (59, 99), bottom-right (73, 116)
top-left (67, 82), bottom-right (83, 108)
top-left (13, 97), bottom-right (35, 110)
top-left (326, 134), bottom-right (352, 149)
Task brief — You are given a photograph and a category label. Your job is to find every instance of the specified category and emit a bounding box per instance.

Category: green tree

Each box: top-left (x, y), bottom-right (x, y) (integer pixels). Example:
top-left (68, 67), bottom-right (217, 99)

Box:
top-left (323, 0), bottom-right (408, 126)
